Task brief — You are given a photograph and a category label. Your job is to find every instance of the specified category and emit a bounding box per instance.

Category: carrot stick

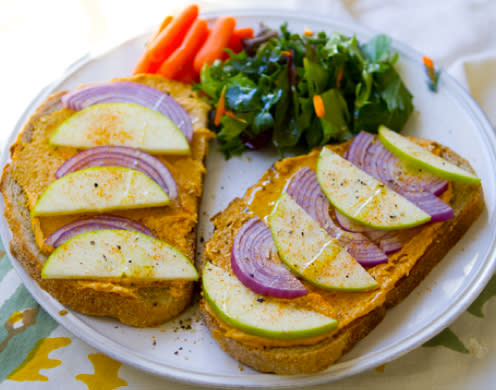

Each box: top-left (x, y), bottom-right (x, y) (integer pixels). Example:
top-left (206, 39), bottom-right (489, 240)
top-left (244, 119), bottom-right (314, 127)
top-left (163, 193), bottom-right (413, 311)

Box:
top-left (146, 4), bottom-right (199, 63)
top-left (227, 27), bottom-right (254, 54)
top-left (313, 95), bottom-right (325, 118)
top-left (193, 16), bottom-right (236, 74)
top-left (133, 15), bottom-right (174, 74)
top-left (157, 19), bottom-right (208, 79)
top-left (214, 87), bottom-right (227, 126)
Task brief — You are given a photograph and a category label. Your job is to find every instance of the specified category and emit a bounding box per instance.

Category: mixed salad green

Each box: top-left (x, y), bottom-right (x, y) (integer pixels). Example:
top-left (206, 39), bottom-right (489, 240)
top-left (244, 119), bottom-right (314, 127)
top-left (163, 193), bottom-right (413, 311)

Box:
top-left (199, 24), bottom-right (414, 158)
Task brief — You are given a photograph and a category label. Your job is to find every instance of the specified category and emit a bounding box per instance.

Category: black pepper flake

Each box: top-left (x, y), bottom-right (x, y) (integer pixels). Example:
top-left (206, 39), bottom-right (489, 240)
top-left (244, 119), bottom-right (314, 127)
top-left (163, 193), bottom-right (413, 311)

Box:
top-left (94, 183), bottom-right (98, 188)
top-left (102, 254), bottom-right (107, 261)
top-left (301, 231), bottom-right (304, 236)
top-left (390, 215), bottom-right (397, 219)
top-left (249, 273), bottom-right (254, 278)
top-left (116, 245), bottom-right (121, 250)
top-left (128, 259), bottom-right (132, 263)
top-left (152, 340), bottom-right (157, 346)
top-left (179, 347), bottom-right (183, 350)
top-left (257, 298), bottom-right (265, 303)
top-left (200, 236), bottom-right (204, 243)
top-left (174, 351), bottom-right (179, 355)
top-left (90, 241), bottom-right (95, 245)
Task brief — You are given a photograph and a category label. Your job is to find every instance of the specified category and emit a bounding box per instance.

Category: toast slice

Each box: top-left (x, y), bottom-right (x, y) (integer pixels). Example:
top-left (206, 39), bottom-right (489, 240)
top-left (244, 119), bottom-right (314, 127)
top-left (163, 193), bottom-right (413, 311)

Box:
top-left (200, 140), bottom-right (484, 374)
top-left (0, 74), bottom-right (213, 327)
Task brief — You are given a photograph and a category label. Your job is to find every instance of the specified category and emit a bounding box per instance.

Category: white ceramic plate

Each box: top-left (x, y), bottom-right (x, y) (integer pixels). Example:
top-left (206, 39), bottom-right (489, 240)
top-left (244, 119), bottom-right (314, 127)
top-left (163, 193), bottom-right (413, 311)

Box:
top-left (1, 8), bottom-right (496, 389)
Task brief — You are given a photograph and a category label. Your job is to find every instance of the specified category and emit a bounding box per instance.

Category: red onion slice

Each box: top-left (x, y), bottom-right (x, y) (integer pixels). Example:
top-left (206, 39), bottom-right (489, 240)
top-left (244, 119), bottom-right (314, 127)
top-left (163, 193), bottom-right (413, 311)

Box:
top-left (45, 215), bottom-right (155, 248)
top-left (231, 217), bottom-right (307, 298)
top-left (346, 132), bottom-right (453, 222)
top-left (286, 167), bottom-right (388, 266)
top-left (61, 81), bottom-right (193, 142)
top-left (366, 229), bottom-right (410, 255)
top-left (55, 146), bottom-right (177, 199)
top-left (335, 210), bottom-right (407, 254)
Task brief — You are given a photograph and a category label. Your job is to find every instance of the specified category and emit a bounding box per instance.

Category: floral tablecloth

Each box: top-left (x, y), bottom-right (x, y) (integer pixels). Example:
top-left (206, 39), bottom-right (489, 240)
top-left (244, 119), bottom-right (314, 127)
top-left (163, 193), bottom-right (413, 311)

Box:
top-left (1, 0), bottom-right (496, 389)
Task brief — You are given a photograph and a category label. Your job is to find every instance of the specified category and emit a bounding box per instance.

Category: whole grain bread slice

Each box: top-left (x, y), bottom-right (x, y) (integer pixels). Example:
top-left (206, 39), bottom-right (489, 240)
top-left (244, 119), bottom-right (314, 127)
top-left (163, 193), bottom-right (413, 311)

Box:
top-left (200, 141), bottom-right (484, 374)
top-left (1, 75), bottom-right (212, 327)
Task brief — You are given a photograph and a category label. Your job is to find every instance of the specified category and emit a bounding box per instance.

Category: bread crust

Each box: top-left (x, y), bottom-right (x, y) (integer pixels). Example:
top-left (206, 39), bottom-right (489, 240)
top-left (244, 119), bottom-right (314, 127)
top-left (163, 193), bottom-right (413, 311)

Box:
top-left (1, 76), bottom-right (210, 327)
top-left (200, 142), bottom-right (484, 374)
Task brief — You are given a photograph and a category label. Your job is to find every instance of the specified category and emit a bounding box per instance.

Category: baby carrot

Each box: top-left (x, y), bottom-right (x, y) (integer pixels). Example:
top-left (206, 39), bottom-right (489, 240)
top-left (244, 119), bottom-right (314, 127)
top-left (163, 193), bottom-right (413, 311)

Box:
top-left (227, 27), bottom-right (254, 54)
top-left (133, 15), bottom-right (174, 74)
top-left (193, 16), bottom-right (236, 74)
top-left (157, 19), bottom-right (208, 79)
top-left (155, 15), bottom-right (174, 39)
top-left (175, 61), bottom-right (199, 84)
top-left (146, 4), bottom-right (199, 63)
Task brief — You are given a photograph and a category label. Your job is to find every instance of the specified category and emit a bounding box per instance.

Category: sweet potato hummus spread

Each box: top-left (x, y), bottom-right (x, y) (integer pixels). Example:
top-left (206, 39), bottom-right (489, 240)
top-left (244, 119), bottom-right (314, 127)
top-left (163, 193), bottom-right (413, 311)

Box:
top-left (8, 74), bottom-right (213, 288)
top-left (204, 141), bottom-right (453, 347)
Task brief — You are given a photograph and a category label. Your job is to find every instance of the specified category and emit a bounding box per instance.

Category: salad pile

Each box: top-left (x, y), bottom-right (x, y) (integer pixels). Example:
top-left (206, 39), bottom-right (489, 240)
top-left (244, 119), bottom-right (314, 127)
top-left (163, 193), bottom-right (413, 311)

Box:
top-left (199, 25), bottom-right (414, 157)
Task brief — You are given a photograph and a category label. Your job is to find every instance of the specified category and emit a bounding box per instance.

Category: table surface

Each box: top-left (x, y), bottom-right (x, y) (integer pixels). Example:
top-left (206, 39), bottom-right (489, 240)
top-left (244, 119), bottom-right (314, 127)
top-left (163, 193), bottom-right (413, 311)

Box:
top-left (1, 0), bottom-right (496, 389)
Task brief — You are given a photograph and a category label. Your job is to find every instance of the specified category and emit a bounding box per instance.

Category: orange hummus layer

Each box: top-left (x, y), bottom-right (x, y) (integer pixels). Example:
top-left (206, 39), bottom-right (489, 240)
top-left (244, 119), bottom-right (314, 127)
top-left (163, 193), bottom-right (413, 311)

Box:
top-left (9, 75), bottom-right (213, 263)
top-left (203, 140), bottom-right (453, 348)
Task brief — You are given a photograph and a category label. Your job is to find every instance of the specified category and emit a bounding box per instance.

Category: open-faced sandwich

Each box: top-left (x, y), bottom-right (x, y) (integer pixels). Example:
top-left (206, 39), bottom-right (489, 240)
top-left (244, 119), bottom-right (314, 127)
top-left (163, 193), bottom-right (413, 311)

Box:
top-left (0, 74), bottom-right (213, 327)
top-left (200, 126), bottom-right (483, 374)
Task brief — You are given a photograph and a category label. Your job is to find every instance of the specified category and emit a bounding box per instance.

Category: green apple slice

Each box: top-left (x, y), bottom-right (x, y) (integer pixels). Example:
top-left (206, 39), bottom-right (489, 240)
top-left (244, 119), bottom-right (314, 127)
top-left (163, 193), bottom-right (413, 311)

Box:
top-left (42, 229), bottom-right (198, 280)
top-left (202, 262), bottom-right (337, 339)
top-left (32, 166), bottom-right (169, 216)
top-left (317, 148), bottom-right (431, 230)
top-left (50, 102), bottom-right (190, 155)
top-left (268, 192), bottom-right (378, 291)
top-left (378, 126), bottom-right (480, 184)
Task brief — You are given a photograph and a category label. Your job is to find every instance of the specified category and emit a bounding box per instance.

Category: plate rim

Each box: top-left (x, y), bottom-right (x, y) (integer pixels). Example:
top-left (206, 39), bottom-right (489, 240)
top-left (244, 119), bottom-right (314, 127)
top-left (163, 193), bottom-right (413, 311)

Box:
top-left (1, 8), bottom-right (496, 389)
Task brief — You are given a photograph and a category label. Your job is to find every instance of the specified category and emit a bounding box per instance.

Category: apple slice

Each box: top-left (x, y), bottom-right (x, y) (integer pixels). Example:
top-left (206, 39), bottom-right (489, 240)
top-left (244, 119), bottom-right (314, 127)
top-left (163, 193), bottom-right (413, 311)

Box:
top-left (32, 166), bottom-right (169, 216)
top-left (42, 229), bottom-right (198, 280)
top-left (269, 192), bottom-right (378, 291)
top-left (378, 126), bottom-right (480, 184)
top-left (317, 148), bottom-right (431, 230)
top-left (50, 102), bottom-right (190, 155)
top-left (202, 262), bottom-right (337, 339)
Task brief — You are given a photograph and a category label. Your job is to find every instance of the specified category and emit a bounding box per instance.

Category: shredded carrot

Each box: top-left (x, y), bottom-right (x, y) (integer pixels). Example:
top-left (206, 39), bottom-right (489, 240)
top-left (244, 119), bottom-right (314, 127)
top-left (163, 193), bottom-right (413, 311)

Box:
top-left (193, 16), bottom-right (236, 73)
top-left (157, 19), bottom-right (208, 79)
top-left (423, 56), bottom-right (434, 69)
top-left (214, 87), bottom-right (227, 126)
top-left (336, 66), bottom-right (344, 88)
top-left (304, 28), bottom-right (313, 36)
top-left (133, 16), bottom-right (174, 74)
top-left (225, 110), bottom-right (246, 122)
top-left (313, 95), bottom-right (325, 118)
top-left (145, 4), bottom-right (199, 63)
top-left (280, 50), bottom-right (292, 57)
